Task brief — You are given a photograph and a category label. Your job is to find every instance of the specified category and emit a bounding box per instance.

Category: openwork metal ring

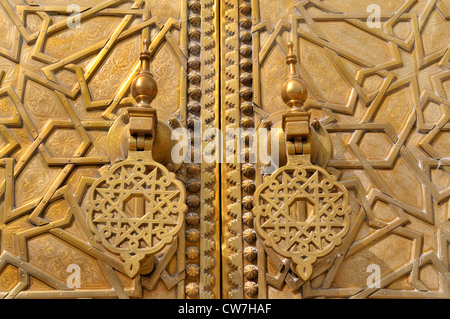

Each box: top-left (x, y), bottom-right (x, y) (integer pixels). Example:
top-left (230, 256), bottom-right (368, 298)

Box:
top-left (87, 158), bottom-right (187, 277)
top-left (253, 164), bottom-right (351, 281)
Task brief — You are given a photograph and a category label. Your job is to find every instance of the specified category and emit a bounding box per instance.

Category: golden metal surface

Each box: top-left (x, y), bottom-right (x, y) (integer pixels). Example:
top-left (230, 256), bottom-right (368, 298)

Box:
top-left (254, 163), bottom-right (350, 281)
top-left (0, 0), bottom-right (448, 299)
top-left (87, 155), bottom-right (187, 278)
top-left (221, 0), bottom-right (450, 300)
top-left (87, 43), bottom-right (188, 278)
top-left (0, 0), bottom-right (220, 299)
top-left (253, 46), bottom-right (349, 282)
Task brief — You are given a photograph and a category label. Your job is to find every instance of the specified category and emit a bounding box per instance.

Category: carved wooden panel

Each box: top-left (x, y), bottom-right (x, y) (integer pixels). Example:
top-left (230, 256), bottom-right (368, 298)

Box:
top-left (221, 0), bottom-right (450, 299)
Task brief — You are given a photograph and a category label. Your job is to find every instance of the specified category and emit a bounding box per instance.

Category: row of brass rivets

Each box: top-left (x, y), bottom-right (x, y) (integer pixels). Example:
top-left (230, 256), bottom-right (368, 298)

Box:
top-left (184, 0), bottom-right (202, 299)
top-left (238, 0), bottom-right (258, 298)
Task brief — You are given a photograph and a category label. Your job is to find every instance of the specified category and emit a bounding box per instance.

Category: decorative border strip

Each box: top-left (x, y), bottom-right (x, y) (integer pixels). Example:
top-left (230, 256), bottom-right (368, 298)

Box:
top-left (236, 0), bottom-right (259, 299)
top-left (222, 0), bottom-right (244, 299)
top-left (183, 0), bottom-right (203, 299)
top-left (183, 0), bottom-right (220, 299)
top-left (199, 0), bottom-right (220, 299)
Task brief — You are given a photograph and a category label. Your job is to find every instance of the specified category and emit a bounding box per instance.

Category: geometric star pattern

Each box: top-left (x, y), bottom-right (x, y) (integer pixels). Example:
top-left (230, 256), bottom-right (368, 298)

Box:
top-left (253, 164), bottom-right (351, 281)
top-left (0, 0), bottom-right (188, 298)
top-left (87, 159), bottom-right (186, 278)
top-left (0, 0), bottom-right (449, 299)
top-left (224, 0), bottom-right (450, 299)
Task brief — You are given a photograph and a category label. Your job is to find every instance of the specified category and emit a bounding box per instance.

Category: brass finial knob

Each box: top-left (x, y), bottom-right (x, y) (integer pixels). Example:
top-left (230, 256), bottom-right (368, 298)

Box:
top-left (130, 38), bottom-right (158, 107)
top-left (281, 41), bottom-right (308, 109)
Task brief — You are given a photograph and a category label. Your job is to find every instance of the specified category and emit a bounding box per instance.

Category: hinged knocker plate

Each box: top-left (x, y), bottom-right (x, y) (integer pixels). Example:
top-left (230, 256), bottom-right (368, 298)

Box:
top-left (253, 41), bottom-right (351, 282)
top-left (253, 162), bottom-right (351, 281)
top-left (86, 152), bottom-right (187, 278)
top-left (86, 39), bottom-right (187, 278)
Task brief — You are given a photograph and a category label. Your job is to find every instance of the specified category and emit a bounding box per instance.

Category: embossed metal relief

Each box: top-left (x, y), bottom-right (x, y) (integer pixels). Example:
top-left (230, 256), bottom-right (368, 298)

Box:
top-left (254, 43), bottom-right (351, 282)
top-left (86, 41), bottom-right (187, 278)
top-left (254, 164), bottom-right (350, 280)
top-left (222, 0), bottom-right (450, 300)
top-left (0, 0), bottom-right (220, 299)
top-left (0, 0), bottom-right (449, 300)
top-left (87, 157), bottom-right (187, 277)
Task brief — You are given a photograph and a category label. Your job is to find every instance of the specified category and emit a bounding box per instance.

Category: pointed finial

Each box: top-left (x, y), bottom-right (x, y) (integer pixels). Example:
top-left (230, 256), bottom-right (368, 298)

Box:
top-left (143, 38), bottom-right (150, 52)
top-left (130, 38), bottom-right (158, 107)
top-left (281, 41), bottom-right (308, 109)
top-left (286, 41), bottom-right (297, 65)
top-left (140, 38), bottom-right (151, 73)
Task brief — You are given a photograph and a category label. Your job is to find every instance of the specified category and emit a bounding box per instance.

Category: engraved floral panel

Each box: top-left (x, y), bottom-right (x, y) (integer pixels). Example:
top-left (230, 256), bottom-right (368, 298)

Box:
top-left (260, 0), bottom-right (298, 25)
top-left (300, 40), bottom-right (352, 104)
top-left (374, 87), bottom-right (414, 135)
top-left (331, 235), bottom-right (413, 288)
top-left (358, 132), bottom-right (394, 160)
top-left (28, 235), bottom-right (110, 289)
top-left (422, 10), bottom-right (450, 56)
top-left (23, 82), bottom-right (68, 132)
top-left (378, 158), bottom-right (425, 209)
top-left (151, 44), bottom-right (179, 113)
top-left (145, 0), bottom-right (180, 25)
top-left (14, 155), bottom-right (61, 206)
top-left (319, 21), bottom-right (393, 66)
top-left (45, 129), bottom-right (84, 158)
top-left (0, 5), bottom-right (14, 50)
top-left (323, 0), bottom-right (404, 12)
top-left (44, 16), bottom-right (123, 59)
top-left (0, 265), bottom-right (19, 291)
top-left (88, 36), bottom-right (140, 101)
top-left (0, 95), bottom-right (14, 120)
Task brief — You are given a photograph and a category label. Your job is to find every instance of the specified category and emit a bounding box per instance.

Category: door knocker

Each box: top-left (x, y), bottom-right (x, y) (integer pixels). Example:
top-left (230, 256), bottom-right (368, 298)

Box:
top-left (86, 39), bottom-right (187, 278)
top-left (253, 42), bottom-right (351, 281)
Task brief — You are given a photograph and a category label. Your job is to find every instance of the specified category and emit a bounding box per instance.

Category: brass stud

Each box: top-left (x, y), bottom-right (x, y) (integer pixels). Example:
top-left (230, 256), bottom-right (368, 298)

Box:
top-left (243, 247), bottom-right (257, 261)
top-left (243, 228), bottom-right (256, 243)
top-left (244, 281), bottom-right (258, 297)
top-left (186, 264), bottom-right (200, 278)
top-left (185, 283), bottom-right (199, 298)
top-left (186, 212), bottom-right (200, 226)
top-left (186, 246), bottom-right (199, 260)
top-left (244, 265), bottom-right (258, 280)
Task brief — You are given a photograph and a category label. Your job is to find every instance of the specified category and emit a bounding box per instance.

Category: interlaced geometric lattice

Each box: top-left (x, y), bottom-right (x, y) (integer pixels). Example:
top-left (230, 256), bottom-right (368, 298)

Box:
top-left (0, 0), bottom-right (448, 299)
top-left (87, 159), bottom-right (187, 277)
top-left (253, 164), bottom-right (351, 281)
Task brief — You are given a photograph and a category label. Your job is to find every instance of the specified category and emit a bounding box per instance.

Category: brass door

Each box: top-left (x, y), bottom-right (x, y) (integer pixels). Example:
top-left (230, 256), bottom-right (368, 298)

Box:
top-left (0, 0), bottom-right (449, 299)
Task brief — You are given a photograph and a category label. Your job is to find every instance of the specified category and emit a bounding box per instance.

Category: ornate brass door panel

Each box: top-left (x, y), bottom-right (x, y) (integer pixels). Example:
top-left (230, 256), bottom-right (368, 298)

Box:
top-left (0, 0), bottom-right (221, 299)
top-left (0, 0), bottom-right (449, 300)
top-left (220, 0), bottom-right (450, 299)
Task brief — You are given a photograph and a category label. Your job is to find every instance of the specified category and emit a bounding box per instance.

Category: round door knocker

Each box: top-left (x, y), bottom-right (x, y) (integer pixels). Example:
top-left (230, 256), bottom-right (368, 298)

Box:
top-left (86, 39), bottom-right (187, 278)
top-left (253, 41), bottom-right (352, 281)
top-left (253, 163), bottom-right (350, 281)
top-left (87, 155), bottom-right (187, 278)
